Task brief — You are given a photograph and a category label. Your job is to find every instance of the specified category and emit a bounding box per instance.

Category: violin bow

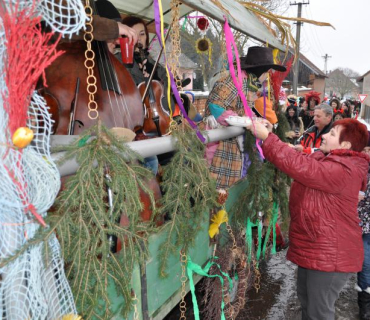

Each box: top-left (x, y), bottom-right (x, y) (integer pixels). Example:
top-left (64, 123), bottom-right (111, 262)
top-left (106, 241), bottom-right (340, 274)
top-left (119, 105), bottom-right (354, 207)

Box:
top-left (141, 23), bottom-right (172, 103)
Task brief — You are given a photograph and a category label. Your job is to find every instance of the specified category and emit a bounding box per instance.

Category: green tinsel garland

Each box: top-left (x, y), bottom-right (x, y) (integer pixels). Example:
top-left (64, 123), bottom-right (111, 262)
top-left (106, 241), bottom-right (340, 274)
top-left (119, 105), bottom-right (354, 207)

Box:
top-left (157, 123), bottom-right (218, 277)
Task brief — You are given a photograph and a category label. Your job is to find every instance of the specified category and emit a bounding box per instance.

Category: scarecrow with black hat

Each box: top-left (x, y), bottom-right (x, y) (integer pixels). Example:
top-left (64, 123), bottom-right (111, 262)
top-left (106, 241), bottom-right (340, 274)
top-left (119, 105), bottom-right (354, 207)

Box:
top-left (204, 46), bottom-right (286, 190)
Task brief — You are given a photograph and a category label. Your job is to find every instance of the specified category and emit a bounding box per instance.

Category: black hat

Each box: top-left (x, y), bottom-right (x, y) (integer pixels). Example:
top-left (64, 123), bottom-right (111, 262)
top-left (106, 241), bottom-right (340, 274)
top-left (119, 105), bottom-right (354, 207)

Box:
top-left (94, 0), bottom-right (121, 21)
top-left (240, 46), bottom-right (287, 76)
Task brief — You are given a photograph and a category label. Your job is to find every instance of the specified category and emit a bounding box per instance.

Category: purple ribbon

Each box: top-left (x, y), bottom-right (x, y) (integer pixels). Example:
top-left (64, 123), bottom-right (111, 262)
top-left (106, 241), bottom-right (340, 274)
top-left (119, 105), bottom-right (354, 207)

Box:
top-left (263, 82), bottom-right (266, 119)
top-left (153, 0), bottom-right (205, 142)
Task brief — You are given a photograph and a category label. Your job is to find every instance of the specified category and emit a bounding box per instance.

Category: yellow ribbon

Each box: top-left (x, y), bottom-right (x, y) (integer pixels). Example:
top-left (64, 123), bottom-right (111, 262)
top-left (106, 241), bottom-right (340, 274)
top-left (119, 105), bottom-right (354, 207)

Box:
top-left (157, 0), bottom-right (173, 117)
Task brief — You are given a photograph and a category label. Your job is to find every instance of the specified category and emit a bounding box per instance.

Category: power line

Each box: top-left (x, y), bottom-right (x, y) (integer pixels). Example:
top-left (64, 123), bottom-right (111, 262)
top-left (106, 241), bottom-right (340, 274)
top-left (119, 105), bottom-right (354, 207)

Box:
top-left (290, 1), bottom-right (310, 95)
top-left (306, 5), bottom-right (326, 54)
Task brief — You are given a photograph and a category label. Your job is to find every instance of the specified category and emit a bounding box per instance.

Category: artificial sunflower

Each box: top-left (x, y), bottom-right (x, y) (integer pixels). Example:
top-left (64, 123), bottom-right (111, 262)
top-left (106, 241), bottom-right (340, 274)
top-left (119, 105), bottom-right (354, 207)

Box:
top-left (195, 37), bottom-right (212, 66)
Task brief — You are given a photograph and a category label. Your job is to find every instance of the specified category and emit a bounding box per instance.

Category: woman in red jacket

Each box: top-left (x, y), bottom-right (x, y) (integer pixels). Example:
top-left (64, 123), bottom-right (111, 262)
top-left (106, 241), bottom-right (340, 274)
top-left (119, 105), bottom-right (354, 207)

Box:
top-left (247, 118), bottom-right (369, 320)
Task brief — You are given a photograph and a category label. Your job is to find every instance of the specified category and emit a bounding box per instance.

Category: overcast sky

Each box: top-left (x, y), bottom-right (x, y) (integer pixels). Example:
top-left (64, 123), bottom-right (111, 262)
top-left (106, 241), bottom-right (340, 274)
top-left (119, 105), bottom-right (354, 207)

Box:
top-left (285, 0), bottom-right (369, 76)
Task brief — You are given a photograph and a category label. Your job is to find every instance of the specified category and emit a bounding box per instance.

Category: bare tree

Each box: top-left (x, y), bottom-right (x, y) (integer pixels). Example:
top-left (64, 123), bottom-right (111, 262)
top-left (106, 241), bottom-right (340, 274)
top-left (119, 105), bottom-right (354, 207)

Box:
top-left (341, 67), bottom-right (360, 78)
top-left (326, 68), bottom-right (359, 98)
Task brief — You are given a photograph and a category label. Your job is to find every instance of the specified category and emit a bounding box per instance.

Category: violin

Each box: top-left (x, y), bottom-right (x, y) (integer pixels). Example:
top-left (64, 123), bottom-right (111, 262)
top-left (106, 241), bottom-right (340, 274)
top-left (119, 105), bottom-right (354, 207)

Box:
top-left (137, 47), bottom-right (171, 137)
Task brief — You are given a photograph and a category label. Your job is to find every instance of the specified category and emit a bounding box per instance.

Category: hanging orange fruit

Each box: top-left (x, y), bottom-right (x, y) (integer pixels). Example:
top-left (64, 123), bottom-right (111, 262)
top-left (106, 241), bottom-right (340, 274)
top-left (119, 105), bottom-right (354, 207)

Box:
top-left (12, 127), bottom-right (34, 148)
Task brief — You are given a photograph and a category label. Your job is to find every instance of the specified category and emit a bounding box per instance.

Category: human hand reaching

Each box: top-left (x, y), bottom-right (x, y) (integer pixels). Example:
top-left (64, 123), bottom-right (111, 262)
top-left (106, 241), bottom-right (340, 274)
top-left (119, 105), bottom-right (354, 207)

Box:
top-left (246, 119), bottom-right (271, 141)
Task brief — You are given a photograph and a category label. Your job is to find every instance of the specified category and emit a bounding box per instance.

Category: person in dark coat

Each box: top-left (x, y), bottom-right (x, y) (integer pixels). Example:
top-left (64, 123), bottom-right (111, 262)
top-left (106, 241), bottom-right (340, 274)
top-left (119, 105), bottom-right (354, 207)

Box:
top-left (299, 91), bottom-right (321, 129)
top-left (295, 103), bottom-right (333, 154)
top-left (247, 118), bottom-right (369, 320)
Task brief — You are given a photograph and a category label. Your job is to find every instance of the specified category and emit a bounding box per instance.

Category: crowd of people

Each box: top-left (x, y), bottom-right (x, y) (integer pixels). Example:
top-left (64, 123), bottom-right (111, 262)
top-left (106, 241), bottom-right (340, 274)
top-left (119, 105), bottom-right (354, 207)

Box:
top-left (203, 45), bottom-right (370, 319)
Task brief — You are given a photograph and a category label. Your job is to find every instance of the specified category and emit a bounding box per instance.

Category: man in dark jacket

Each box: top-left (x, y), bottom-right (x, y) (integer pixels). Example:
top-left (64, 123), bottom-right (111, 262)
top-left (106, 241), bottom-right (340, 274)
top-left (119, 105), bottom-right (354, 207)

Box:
top-left (247, 118), bottom-right (369, 320)
top-left (295, 103), bottom-right (333, 154)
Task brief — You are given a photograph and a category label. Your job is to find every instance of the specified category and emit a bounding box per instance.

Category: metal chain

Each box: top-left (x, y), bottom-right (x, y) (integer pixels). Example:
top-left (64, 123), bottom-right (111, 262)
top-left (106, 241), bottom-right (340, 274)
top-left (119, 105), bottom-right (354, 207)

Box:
top-left (179, 249), bottom-right (187, 319)
top-left (84, 0), bottom-right (99, 120)
top-left (169, 0), bottom-right (182, 91)
top-left (253, 259), bottom-right (261, 293)
top-left (131, 290), bottom-right (140, 320)
top-left (226, 222), bottom-right (237, 251)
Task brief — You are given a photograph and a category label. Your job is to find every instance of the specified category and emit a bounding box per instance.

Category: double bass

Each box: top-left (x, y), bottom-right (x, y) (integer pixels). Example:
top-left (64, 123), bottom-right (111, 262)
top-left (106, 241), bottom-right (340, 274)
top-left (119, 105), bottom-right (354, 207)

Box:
top-left (42, 2), bottom-right (162, 252)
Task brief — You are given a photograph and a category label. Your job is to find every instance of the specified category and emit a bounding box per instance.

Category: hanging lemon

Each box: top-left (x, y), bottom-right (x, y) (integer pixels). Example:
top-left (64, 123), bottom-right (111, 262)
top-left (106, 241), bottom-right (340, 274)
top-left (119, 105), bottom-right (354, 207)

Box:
top-left (12, 127), bottom-right (34, 148)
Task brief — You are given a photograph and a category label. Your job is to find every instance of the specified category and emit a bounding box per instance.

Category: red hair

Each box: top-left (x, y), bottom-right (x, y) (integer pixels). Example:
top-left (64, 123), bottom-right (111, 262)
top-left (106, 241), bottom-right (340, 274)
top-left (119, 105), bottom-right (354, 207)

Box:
top-left (333, 119), bottom-right (369, 152)
top-left (305, 91), bottom-right (321, 105)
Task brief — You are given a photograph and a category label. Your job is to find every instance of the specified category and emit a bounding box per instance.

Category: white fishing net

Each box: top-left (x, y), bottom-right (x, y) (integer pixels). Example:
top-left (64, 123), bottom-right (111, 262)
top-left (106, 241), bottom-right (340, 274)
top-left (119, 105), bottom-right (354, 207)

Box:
top-left (4, 0), bottom-right (87, 37)
top-left (0, 0), bottom-right (88, 319)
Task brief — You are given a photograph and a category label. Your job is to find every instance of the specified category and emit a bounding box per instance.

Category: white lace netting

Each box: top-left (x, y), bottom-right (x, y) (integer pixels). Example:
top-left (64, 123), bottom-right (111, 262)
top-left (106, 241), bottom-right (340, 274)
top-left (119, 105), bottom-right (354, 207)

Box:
top-left (0, 0), bottom-right (87, 318)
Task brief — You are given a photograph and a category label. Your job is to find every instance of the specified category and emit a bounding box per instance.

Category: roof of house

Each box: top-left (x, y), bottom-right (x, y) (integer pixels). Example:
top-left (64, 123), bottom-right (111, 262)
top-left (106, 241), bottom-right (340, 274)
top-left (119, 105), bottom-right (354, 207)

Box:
top-left (357, 70), bottom-right (370, 82)
top-left (298, 52), bottom-right (326, 77)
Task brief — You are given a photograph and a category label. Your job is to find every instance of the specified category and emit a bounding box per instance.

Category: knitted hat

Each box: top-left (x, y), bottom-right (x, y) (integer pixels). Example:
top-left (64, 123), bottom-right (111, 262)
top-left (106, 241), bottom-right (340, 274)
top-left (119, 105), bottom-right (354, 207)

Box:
top-left (253, 97), bottom-right (278, 124)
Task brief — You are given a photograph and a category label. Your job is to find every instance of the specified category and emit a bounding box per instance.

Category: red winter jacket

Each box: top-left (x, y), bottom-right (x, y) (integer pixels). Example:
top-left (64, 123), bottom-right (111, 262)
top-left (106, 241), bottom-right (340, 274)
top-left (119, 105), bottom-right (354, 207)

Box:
top-left (262, 133), bottom-right (369, 272)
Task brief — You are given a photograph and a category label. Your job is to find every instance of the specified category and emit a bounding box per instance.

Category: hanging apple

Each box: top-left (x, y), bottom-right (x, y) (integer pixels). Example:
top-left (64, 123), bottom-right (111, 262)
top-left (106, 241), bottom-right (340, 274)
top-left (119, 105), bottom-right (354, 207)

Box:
top-left (12, 127), bottom-right (34, 148)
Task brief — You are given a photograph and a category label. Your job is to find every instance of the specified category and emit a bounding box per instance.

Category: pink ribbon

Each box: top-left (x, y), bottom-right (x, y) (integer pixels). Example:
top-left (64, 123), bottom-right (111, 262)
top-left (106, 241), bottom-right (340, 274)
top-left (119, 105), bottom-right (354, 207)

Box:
top-left (223, 18), bottom-right (264, 158)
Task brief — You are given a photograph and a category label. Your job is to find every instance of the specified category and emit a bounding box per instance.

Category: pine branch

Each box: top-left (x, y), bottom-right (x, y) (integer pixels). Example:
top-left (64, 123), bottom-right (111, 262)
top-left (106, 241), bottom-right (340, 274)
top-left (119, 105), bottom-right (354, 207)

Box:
top-left (157, 123), bottom-right (217, 277)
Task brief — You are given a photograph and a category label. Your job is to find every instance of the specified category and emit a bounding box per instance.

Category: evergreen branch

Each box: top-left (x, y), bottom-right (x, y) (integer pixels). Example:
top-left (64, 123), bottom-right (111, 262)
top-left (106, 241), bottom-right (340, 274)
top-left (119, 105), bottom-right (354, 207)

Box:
top-left (157, 124), bottom-right (217, 277)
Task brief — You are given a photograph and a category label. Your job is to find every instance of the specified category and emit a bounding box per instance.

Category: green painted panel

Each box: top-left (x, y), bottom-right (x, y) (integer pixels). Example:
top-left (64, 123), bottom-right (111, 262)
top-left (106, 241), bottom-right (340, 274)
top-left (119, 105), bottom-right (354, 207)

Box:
top-left (145, 215), bottom-right (210, 317)
top-left (102, 179), bottom-right (248, 319)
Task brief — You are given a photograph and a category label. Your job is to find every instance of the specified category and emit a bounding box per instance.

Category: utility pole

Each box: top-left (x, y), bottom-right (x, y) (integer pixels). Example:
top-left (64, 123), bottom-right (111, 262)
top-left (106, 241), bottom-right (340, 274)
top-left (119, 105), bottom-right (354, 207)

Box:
top-left (322, 54), bottom-right (331, 97)
top-left (290, 1), bottom-right (310, 95)
top-left (322, 53), bottom-right (332, 75)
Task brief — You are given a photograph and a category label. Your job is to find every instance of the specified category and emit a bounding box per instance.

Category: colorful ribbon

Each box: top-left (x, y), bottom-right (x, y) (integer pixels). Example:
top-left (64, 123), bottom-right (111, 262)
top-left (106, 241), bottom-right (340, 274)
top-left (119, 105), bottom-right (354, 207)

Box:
top-left (187, 256), bottom-right (233, 320)
top-left (223, 18), bottom-right (264, 158)
top-left (153, 0), bottom-right (206, 142)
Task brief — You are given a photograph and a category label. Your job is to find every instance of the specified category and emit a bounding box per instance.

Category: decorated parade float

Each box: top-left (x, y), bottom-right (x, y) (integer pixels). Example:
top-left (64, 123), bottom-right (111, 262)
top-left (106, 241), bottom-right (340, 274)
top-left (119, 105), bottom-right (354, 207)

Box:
top-left (0, 0), bottom-right (332, 319)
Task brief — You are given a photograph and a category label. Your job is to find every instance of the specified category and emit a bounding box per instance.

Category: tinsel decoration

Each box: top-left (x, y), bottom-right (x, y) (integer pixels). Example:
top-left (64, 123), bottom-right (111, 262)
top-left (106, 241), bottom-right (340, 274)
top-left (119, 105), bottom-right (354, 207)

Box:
top-left (1, 2), bottom-right (63, 136)
top-left (157, 123), bottom-right (218, 277)
top-left (270, 56), bottom-right (293, 107)
top-left (197, 17), bottom-right (209, 31)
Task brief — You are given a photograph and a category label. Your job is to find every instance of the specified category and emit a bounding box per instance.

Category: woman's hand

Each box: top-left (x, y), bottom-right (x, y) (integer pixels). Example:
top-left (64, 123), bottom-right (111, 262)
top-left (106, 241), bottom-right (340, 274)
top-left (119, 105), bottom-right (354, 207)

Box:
top-left (294, 144), bottom-right (304, 152)
top-left (117, 23), bottom-right (138, 44)
top-left (246, 119), bottom-right (271, 141)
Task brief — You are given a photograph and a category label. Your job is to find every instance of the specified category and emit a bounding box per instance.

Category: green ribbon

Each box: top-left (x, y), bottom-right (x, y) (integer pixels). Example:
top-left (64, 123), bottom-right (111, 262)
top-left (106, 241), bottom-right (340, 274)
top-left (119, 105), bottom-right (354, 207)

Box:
top-left (246, 217), bottom-right (262, 263)
top-left (187, 256), bottom-right (233, 320)
top-left (182, 15), bottom-right (188, 31)
top-left (262, 218), bottom-right (272, 258)
top-left (270, 202), bottom-right (279, 255)
top-left (78, 135), bottom-right (91, 147)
